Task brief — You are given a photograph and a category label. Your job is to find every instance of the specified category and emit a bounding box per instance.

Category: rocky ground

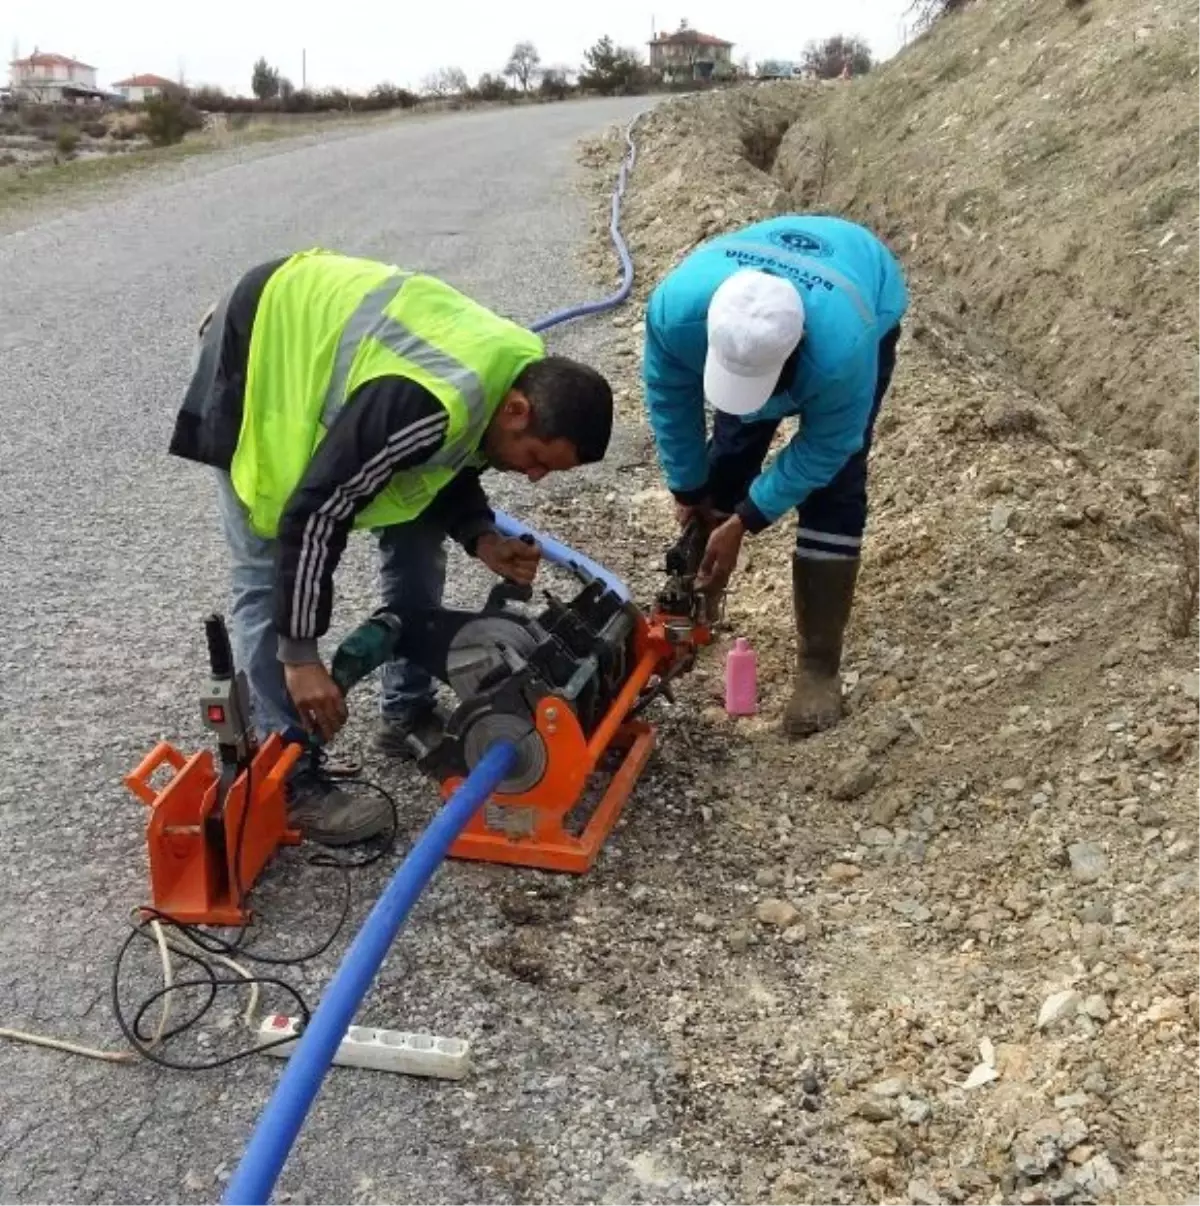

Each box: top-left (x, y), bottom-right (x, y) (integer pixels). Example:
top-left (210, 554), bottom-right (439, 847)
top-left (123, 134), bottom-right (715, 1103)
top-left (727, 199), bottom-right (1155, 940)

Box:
top-left (1, 9), bottom-right (1194, 1200)
top-left (534, 41), bottom-right (1199, 1206)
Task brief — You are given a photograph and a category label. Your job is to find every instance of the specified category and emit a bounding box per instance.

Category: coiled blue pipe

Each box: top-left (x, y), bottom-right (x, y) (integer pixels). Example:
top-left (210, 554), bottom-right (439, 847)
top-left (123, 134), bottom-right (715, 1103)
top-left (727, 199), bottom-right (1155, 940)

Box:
top-left (223, 741), bottom-right (518, 1206)
top-left (224, 109), bottom-right (647, 1206)
top-left (528, 114), bottom-right (640, 331)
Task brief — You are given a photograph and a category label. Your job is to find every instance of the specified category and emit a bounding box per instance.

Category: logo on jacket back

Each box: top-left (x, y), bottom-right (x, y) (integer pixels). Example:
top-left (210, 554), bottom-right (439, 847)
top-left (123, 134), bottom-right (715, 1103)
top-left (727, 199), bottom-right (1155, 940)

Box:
top-left (768, 228), bottom-right (833, 258)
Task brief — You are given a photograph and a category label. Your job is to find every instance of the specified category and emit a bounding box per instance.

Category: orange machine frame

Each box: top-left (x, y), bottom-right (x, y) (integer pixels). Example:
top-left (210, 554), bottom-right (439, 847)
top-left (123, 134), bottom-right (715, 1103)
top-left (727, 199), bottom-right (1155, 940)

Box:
top-left (124, 733), bottom-right (303, 926)
top-left (444, 612), bottom-right (708, 874)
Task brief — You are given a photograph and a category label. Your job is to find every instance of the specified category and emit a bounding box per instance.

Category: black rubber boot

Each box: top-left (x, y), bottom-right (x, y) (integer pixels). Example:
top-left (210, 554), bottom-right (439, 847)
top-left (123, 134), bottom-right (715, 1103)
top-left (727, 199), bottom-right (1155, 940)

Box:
top-left (783, 556), bottom-right (860, 738)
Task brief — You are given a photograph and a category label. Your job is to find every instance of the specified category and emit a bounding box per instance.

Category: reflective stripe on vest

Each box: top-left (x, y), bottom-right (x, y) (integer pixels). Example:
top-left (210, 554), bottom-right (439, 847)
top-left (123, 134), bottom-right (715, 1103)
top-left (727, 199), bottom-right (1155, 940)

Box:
top-left (320, 270), bottom-right (488, 471)
top-left (232, 250), bottom-right (544, 538)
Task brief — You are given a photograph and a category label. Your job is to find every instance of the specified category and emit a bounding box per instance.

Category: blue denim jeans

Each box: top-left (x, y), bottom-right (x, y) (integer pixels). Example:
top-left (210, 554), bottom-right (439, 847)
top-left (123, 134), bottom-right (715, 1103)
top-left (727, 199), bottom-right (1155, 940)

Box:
top-left (213, 470), bottom-right (446, 740)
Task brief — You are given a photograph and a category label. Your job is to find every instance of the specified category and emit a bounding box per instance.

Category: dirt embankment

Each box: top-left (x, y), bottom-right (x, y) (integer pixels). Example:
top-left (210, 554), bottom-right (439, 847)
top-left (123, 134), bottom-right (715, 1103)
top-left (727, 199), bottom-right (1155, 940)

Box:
top-left (589, 0), bottom-right (1199, 466)
top-left (548, 3), bottom-right (1199, 1203)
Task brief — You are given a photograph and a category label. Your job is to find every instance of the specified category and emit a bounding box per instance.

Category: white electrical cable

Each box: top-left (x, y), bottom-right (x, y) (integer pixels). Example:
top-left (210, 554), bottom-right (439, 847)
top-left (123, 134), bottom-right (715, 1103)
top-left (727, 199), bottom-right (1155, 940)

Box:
top-left (0, 917), bottom-right (259, 1065)
top-left (0, 1027), bottom-right (135, 1063)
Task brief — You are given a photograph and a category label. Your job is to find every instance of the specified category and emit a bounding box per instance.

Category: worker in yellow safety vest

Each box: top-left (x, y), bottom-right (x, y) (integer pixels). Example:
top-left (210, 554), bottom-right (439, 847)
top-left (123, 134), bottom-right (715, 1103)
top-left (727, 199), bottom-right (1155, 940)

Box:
top-left (170, 248), bottom-right (614, 846)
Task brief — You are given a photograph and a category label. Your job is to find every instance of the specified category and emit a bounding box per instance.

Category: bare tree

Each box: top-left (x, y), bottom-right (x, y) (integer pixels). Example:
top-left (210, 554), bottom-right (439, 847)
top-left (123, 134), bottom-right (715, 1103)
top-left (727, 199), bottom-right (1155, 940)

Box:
top-left (421, 66), bottom-right (468, 97)
top-left (504, 41), bottom-right (541, 91)
top-left (801, 34), bottom-right (873, 79)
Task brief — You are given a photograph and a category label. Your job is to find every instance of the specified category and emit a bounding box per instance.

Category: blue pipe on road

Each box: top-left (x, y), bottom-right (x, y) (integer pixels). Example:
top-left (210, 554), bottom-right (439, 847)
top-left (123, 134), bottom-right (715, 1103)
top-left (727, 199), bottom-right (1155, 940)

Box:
top-left (222, 741), bottom-right (518, 1206)
top-left (224, 108), bottom-right (647, 1206)
top-left (529, 114), bottom-right (641, 332)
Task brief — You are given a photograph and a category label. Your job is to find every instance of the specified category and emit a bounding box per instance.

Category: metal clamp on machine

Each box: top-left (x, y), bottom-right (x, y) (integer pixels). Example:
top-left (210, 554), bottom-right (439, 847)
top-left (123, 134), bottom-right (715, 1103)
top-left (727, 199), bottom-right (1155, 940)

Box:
top-left (331, 520), bottom-right (718, 873)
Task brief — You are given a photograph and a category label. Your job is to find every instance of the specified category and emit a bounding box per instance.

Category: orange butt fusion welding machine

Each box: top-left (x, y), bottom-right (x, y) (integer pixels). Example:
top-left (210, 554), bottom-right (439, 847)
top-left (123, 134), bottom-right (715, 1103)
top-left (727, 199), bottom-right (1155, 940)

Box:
top-left (125, 521), bottom-right (717, 920)
top-left (330, 517), bottom-right (718, 873)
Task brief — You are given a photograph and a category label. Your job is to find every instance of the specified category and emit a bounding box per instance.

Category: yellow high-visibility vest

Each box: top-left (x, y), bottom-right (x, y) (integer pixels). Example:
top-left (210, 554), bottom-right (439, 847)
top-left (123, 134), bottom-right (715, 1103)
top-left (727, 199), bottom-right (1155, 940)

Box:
top-left (231, 248), bottom-right (544, 536)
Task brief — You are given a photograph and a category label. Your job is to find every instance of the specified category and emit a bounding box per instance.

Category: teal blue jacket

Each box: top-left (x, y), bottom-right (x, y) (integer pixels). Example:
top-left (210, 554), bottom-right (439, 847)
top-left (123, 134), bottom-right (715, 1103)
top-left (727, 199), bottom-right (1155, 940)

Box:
top-left (642, 215), bottom-right (908, 528)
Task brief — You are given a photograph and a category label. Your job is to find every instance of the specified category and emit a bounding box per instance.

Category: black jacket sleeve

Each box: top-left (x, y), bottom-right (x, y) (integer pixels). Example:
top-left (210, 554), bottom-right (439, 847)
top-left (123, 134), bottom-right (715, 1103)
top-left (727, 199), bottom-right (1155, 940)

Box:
top-left (423, 468), bottom-right (496, 555)
top-left (274, 378), bottom-right (450, 662)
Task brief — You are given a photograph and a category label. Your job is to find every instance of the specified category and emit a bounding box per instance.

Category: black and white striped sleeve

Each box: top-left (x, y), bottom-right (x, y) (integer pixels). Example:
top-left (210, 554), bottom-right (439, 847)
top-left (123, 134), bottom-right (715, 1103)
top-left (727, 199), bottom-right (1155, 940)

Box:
top-left (274, 378), bottom-right (449, 662)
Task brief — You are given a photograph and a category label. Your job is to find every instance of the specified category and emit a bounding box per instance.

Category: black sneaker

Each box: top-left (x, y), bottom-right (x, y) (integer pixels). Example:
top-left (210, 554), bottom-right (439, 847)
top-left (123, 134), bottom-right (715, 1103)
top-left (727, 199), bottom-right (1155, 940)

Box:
top-left (373, 701), bottom-right (446, 761)
top-left (285, 769), bottom-right (393, 847)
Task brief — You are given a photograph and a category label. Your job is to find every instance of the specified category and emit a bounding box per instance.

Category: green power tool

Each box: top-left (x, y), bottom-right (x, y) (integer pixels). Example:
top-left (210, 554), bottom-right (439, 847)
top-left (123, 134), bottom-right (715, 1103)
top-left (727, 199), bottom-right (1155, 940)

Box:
top-left (329, 535), bottom-right (539, 699)
top-left (329, 609), bottom-right (406, 696)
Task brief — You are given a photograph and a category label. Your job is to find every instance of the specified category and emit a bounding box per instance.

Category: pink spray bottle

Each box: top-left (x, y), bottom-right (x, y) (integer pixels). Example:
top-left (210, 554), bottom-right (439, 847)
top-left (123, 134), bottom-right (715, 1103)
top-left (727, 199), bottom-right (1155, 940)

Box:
top-left (724, 637), bottom-right (758, 717)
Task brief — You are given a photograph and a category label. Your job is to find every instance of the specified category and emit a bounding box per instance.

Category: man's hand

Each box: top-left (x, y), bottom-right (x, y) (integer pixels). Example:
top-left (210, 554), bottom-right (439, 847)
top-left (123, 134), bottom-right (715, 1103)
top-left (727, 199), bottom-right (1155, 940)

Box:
top-left (675, 499), bottom-right (717, 530)
top-left (284, 661), bottom-right (348, 743)
top-left (696, 514), bottom-right (746, 597)
top-left (476, 532), bottom-right (542, 585)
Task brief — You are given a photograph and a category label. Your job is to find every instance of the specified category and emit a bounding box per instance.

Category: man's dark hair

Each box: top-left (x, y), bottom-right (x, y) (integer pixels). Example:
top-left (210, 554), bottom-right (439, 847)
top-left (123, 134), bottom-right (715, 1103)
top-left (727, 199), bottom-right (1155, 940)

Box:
top-left (514, 355), bottom-right (613, 465)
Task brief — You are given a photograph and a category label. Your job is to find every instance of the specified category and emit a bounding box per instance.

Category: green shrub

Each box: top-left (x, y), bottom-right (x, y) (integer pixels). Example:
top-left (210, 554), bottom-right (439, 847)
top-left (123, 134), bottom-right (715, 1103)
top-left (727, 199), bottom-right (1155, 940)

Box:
top-left (144, 92), bottom-right (204, 146)
top-left (471, 73), bottom-right (513, 102)
top-left (55, 126), bottom-right (79, 155)
top-left (539, 70), bottom-right (571, 101)
top-left (578, 36), bottom-right (650, 96)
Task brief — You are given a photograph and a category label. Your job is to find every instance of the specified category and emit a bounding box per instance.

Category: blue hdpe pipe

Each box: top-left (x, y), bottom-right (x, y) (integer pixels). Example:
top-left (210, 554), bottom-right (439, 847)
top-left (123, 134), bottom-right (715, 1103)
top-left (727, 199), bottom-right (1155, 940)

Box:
top-left (528, 114), bottom-right (640, 332)
top-left (223, 741), bottom-right (518, 1206)
top-left (492, 511), bottom-right (632, 602)
top-left (224, 109), bottom-right (647, 1206)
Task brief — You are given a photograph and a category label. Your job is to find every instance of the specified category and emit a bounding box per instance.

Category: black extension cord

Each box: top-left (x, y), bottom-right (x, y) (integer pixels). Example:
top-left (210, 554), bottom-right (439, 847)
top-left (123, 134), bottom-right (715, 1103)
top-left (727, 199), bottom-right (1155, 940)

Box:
top-left (110, 759), bottom-right (400, 1072)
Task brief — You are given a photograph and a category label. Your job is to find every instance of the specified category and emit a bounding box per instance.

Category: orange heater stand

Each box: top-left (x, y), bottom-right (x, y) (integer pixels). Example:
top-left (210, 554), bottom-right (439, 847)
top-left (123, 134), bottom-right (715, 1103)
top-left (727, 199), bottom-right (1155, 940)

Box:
top-left (444, 615), bottom-right (705, 875)
top-left (124, 733), bottom-right (303, 926)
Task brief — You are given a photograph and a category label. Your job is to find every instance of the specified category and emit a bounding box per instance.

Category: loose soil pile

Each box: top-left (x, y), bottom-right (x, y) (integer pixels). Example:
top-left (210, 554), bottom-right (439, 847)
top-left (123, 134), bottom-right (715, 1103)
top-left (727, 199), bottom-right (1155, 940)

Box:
top-left (538, 2), bottom-right (1198, 1201)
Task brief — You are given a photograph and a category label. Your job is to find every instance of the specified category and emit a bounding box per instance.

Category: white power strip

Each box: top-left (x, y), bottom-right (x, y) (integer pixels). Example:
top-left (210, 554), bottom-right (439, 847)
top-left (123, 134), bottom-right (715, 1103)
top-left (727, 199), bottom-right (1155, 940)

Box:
top-left (255, 1014), bottom-right (471, 1080)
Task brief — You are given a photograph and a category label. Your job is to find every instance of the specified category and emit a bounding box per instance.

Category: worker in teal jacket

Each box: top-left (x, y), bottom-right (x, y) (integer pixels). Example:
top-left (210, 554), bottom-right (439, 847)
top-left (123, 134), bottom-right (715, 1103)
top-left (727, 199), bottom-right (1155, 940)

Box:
top-left (642, 214), bottom-right (908, 736)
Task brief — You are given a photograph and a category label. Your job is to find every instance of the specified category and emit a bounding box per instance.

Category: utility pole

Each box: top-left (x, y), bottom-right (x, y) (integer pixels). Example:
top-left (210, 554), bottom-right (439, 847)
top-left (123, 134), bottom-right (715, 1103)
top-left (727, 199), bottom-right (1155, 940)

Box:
top-left (301, 48), bottom-right (306, 88)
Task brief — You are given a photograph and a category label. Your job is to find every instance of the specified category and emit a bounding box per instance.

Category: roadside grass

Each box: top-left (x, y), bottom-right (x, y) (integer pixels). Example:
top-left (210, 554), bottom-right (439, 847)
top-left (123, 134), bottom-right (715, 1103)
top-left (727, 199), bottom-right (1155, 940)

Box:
top-left (0, 113), bottom-right (400, 216)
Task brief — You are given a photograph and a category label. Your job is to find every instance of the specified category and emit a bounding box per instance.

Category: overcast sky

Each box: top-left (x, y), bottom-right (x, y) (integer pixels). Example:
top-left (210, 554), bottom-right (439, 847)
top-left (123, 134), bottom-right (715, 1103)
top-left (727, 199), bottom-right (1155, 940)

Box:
top-left (4, 1), bottom-right (917, 94)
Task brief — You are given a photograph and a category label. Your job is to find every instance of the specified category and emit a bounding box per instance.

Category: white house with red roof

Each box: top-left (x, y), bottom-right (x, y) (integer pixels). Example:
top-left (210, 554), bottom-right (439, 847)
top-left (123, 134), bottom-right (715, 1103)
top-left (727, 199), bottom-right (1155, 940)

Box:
top-left (112, 73), bottom-right (178, 103)
top-left (8, 51), bottom-right (101, 102)
top-left (648, 20), bottom-right (735, 81)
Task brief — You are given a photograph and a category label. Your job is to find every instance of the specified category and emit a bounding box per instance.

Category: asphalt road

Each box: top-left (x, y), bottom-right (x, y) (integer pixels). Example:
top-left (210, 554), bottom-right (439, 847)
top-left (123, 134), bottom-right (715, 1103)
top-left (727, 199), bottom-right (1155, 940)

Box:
top-left (0, 97), bottom-right (673, 1205)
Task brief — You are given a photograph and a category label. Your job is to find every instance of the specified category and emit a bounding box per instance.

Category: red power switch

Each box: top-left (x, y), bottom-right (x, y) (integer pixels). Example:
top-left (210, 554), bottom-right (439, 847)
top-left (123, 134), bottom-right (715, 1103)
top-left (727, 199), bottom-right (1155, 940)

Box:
top-left (207, 705), bottom-right (226, 724)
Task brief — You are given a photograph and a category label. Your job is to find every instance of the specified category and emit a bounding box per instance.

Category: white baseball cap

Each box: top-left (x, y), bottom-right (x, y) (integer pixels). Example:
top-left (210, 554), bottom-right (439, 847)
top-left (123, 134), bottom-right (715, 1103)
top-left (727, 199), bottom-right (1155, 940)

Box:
top-left (704, 269), bottom-right (805, 416)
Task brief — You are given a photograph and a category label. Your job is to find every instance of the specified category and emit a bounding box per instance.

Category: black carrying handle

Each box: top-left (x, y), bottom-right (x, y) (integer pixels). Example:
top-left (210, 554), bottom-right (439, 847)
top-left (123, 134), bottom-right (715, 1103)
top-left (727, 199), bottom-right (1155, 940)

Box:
top-left (204, 613), bottom-right (234, 680)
